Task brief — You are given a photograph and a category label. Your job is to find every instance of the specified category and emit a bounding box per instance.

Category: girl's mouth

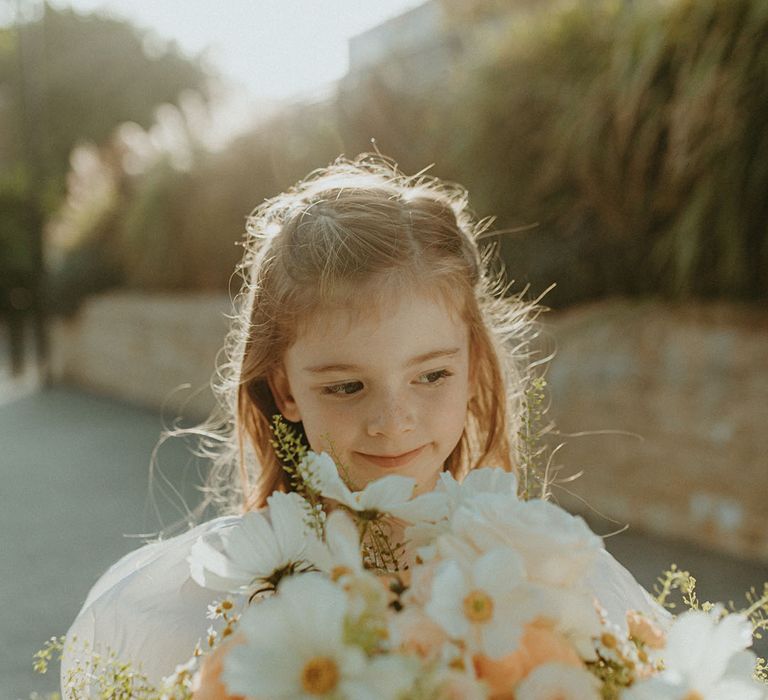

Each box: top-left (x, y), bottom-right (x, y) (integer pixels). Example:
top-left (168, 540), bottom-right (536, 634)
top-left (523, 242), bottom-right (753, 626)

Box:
top-left (355, 445), bottom-right (427, 469)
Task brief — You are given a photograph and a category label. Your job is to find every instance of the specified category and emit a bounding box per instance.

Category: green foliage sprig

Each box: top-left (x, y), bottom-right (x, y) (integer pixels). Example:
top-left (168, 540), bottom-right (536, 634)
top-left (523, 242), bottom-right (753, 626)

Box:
top-left (741, 583), bottom-right (768, 642)
top-left (271, 417), bottom-right (409, 575)
top-left (269, 414), bottom-right (308, 484)
top-left (518, 375), bottom-right (552, 500)
top-left (35, 635), bottom-right (167, 700)
top-left (654, 564), bottom-right (712, 613)
top-left (654, 564), bottom-right (768, 683)
top-left (269, 415), bottom-right (326, 537)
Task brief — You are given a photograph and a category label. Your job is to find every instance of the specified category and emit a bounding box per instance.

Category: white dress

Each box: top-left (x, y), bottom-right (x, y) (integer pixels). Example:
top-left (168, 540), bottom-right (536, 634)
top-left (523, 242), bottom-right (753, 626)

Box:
top-left (61, 516), bottom-right (248, 691)
top-left (61, 515), bottom-right (668, 693)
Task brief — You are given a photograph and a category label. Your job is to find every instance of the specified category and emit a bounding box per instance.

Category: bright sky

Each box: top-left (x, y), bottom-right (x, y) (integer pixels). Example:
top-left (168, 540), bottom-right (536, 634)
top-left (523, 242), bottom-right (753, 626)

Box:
top-left (46, 0), bottom-right (426, 101)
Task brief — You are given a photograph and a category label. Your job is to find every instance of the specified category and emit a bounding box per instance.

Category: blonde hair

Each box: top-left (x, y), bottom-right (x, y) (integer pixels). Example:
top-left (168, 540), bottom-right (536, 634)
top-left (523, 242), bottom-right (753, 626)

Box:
top-left (189, 155), bottom-right (541, 515)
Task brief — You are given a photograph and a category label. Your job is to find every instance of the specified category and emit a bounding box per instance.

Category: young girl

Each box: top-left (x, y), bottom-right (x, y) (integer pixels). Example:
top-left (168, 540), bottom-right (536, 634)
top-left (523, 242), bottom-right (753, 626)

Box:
top-left (61, 155), bottom-right (660, 692)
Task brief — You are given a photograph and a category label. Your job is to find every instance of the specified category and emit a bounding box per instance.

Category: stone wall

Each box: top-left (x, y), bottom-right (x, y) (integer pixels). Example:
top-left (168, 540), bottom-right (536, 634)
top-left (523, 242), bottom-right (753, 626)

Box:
top-left (540, 300), bottom-right (768, 563)
top-left (50, 293), bottom-right (231, 420)
top-left (50, 293), bottom-right (768, 561)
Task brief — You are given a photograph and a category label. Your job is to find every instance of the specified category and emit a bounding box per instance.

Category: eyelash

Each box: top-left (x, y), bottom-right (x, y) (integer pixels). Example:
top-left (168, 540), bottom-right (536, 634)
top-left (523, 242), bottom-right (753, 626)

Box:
top-left (321, 369), bottom-right (453, 397)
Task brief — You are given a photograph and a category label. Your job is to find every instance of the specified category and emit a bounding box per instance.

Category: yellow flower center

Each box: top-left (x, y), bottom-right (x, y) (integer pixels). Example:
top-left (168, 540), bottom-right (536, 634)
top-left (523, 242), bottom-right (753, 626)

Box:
top-left (330, 565), bottom-right (353, 582)
top-left (463, 589), bottom-right (494, 623)
top-left (300, 656), bottom-right (339, 695)
top-left (682, 692), bottom-right (704, 700)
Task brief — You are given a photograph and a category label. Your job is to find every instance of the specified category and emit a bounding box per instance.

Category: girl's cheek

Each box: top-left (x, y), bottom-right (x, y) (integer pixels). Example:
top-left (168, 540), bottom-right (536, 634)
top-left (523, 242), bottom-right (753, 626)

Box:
top-left (309, 399), bottom-right (361, 430)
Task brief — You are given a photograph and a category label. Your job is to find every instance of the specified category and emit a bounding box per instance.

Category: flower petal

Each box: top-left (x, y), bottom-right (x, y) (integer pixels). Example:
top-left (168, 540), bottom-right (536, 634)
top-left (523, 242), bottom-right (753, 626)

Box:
top-left (426, 560), bottom-right (471, 639)
top-left (388, 490), bottom-right (449, 522)
top-left (462, 467), bottom-right (518, 497)
top-left (358, 475), bottom-right (416, 511)
top-left (309, 452), bottom-right (356, 507)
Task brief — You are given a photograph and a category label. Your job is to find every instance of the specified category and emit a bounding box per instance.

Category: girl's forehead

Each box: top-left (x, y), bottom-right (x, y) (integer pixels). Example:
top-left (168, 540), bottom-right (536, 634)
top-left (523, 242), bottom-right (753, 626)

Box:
top-left (289, 285), bottom-right (469, 361)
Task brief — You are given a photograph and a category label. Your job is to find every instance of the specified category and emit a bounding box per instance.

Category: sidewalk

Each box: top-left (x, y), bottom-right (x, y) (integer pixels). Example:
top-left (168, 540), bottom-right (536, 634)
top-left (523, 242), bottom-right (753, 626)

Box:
top-left (1, 388), bottom-right (209, 700)
top-left (2, 388), bottom-right (767, 699)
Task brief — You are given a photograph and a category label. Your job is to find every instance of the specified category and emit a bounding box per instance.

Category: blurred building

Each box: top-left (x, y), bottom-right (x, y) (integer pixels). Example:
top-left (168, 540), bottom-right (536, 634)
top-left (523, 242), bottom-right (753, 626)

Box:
top-left (342, 0), bottom-right (540, 96)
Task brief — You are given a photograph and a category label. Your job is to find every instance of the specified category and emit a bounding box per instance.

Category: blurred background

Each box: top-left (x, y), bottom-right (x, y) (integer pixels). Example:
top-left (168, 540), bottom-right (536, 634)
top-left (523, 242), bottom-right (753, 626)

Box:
top-left (2, 0), bottom-right (767, 697)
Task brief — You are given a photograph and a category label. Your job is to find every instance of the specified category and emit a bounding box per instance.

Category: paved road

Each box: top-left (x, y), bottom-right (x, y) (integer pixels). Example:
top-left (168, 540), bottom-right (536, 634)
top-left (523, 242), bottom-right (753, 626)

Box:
top-left (3, 388), bottom-right (768, 699)
top-left (1, 388), bottom-right (209, 700)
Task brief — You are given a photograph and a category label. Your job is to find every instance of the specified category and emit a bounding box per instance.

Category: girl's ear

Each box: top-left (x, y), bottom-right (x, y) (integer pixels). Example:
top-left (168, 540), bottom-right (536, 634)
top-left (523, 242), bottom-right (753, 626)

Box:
top-left (267, 366), bottom-right (302, 422)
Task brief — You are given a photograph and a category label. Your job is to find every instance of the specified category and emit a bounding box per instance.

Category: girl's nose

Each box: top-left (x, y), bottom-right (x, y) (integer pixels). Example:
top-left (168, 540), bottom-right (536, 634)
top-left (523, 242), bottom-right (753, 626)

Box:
top-left (366, 395), bottom-right (416, 437)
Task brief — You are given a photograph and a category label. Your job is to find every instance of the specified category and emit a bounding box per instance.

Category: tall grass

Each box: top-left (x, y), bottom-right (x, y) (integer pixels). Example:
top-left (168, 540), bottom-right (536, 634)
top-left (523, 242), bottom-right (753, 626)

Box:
top-left (461, 0), bottom-right (768, 301)
top-left (51, 0), bottom-right (768, 307)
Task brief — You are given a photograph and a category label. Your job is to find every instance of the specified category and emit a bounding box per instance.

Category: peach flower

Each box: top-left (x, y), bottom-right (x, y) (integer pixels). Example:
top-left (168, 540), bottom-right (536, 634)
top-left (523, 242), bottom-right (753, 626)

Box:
top-left (626, 610), bottom-right (666, 649)
top-left (390, 606), bottom-right (449, 661)
top-left (473, 618), bottom-right (583, 699)
top-left (191, 633), bottom-right (246, 700)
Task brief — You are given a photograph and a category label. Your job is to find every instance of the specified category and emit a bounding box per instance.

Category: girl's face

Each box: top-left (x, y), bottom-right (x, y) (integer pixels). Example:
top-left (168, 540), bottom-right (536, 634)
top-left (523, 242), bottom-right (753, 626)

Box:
top-left (270, 287), bottom-right (472, 495)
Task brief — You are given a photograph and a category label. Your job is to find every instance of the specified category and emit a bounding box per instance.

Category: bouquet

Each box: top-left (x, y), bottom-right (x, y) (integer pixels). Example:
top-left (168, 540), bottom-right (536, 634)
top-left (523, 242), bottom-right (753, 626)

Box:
top-left (37, 409), bottom-right (768, 699)
top-left (164, 446), bottom-right (767, 700)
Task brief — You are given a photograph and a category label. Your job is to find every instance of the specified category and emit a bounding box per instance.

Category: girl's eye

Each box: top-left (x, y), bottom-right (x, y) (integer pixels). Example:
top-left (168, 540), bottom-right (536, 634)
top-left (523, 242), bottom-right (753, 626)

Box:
top-left (417, 369), bottom-right (452, 385)
top-left (321, 381), bottom-right (364, 396)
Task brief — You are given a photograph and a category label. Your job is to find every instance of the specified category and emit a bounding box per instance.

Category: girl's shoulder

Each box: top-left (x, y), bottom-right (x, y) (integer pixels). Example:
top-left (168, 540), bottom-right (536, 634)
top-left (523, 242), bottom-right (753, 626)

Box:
top-left (61, 515), bottom-right (247, 691)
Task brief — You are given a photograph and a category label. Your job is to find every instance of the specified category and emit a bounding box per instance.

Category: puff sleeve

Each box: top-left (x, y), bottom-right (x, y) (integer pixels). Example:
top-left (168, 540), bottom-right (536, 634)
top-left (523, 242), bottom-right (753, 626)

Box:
top-left (61, 516), bottom-right (247, 692)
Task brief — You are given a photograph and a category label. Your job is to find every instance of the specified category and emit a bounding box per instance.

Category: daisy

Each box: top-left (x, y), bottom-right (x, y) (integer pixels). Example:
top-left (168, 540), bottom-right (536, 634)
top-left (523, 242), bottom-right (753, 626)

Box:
top-left (307, 451), bottom-right (417, 518)
top-left (305, 509), bottom-right (363, 581)
top-left (624, 609), bottom-right (765, 700)
top-left (307, 510), bottom-right (390, 624)
top-left (425, 548), bottom-right (546, 658)
top-left (189, 491), bottom-right (316, 593)
top-left (223, 573), bottom-right (411, 700)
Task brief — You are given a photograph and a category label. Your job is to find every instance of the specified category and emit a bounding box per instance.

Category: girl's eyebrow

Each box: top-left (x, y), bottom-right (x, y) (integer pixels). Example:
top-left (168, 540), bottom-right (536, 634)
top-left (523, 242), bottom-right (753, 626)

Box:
top-left (303, 347), bottom-right (461, 374)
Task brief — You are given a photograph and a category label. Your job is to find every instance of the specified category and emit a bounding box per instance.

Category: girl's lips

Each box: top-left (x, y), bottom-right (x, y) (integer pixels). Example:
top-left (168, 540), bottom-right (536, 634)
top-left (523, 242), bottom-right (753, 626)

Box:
top-left (355, 445), bottom-right (427, 469)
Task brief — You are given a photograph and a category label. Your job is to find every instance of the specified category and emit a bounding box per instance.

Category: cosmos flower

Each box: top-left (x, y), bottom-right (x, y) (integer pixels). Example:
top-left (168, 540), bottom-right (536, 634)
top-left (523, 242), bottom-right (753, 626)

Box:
top-left (425, 548), bottom-right (546, 658)
top-left (223, 573), bottom-right (415, 700)
top-left (623, 609), bottom-right (765, 700)
top-left (189, 491), bottom-right (316, 593)
top-left (307, 451), bottom-right (417, 517)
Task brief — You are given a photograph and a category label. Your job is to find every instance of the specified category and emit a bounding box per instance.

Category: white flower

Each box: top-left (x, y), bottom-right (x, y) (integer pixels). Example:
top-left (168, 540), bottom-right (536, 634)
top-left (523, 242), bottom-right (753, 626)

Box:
top-left (388, 490), bottom-right (450, 526)
top-left (515, 662), bottom-right (601, 700)
top-left (223, 573), bottom-right (405, 700)
top-left (307, 451), bottom-right (417, 517)
top-left (306, 509), bottom-right (364, 579)
top-left (624, 610), bottom-right (764, 700)
top-left (307, 509), bottom-right (390, 621)
top-left (405, 466), bottom-right (517, 522)
top-left (425, 548), bottom-right (545, 657)
top-left (189, 491), bottom-right (315, 592)
top-left (451, 497), bottom-right (603, 588)
top-left (404, 467), bottom-right (518, 557)
top-left (354, 655), bottom-right (420, 699)
top-left (445, 466), bottom-right (519, 501)
top-left (428, 499), bottom-right (603, 656)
